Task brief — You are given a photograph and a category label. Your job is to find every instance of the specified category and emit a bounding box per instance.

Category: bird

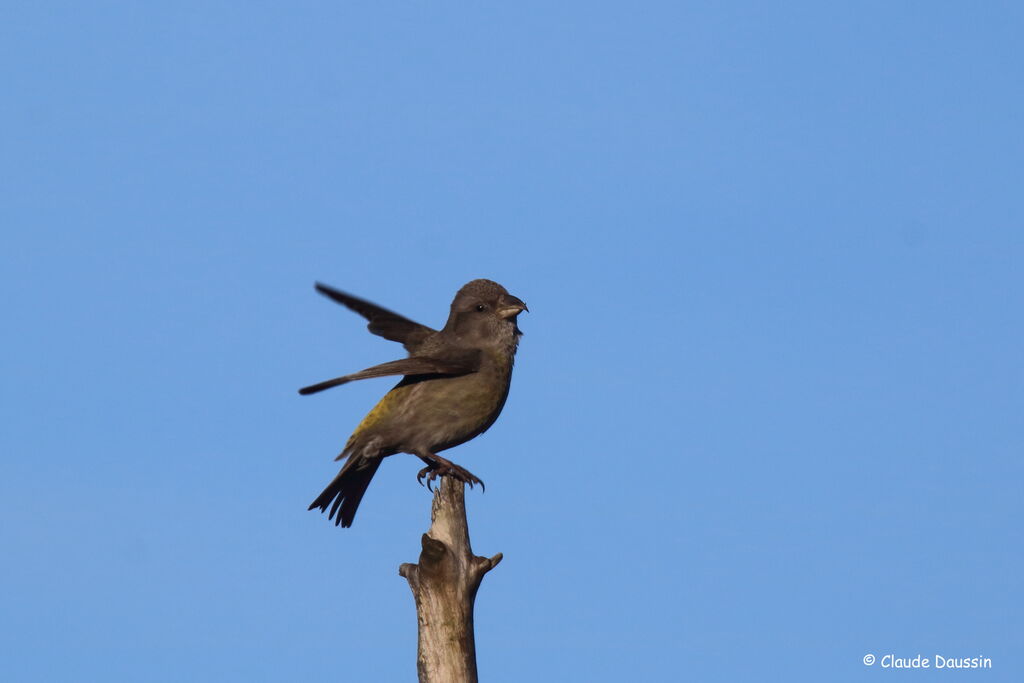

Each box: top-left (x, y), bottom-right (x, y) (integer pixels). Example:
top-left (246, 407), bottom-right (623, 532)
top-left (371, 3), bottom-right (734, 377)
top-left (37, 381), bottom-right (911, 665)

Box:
top-left (300, 279), bottom-right (527, 527)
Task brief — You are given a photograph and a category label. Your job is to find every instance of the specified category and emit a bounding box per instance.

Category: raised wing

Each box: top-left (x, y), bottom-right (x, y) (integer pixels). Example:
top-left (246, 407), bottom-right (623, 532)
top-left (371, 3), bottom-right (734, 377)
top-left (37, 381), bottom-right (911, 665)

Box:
top-left (298, 351), bottom-right (480, 395)
top-left (315, 282), bottom-right (436, 351)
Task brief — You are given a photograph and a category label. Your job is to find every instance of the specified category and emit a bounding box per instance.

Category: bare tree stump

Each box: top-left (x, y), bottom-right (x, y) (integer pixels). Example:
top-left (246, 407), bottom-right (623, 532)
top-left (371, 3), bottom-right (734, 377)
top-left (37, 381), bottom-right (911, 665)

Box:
top-left (399, 479), bottom-right (502, 683)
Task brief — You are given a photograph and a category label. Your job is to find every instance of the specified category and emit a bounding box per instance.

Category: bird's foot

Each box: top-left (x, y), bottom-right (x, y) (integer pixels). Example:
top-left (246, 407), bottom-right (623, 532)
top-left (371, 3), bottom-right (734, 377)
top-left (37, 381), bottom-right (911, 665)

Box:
top-left (416, 463), bottom-right (437, 489)
top-left (416, 457), bottom-right (485, 492)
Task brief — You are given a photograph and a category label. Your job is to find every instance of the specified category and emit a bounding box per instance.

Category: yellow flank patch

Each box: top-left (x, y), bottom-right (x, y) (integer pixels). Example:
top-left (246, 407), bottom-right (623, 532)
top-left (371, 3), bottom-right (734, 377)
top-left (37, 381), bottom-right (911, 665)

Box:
top-left (352, 385), bottom-right (406, 436)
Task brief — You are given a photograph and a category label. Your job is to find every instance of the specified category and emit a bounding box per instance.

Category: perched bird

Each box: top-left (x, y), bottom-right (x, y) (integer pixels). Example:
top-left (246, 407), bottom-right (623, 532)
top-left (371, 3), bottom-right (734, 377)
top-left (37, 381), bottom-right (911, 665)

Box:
top-left (300, 279), bottom-right (527, 527)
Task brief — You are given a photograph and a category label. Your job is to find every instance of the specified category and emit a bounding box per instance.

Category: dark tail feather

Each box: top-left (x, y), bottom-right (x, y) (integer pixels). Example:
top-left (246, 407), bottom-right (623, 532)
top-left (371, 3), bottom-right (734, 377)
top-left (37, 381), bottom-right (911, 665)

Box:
top-left (308, 456), bottom-right (383, 527)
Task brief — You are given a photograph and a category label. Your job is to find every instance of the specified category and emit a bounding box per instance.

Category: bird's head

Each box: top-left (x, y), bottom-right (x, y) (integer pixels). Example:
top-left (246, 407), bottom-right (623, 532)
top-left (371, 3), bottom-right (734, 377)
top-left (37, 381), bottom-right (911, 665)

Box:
top-left (445, 279), bottom-right (527, 348)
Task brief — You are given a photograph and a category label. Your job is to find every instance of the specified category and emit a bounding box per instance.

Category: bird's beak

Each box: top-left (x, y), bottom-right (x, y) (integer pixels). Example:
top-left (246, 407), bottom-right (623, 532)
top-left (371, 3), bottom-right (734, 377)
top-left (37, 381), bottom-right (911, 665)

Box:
top-left (497, 295), bottom-right (528, 319)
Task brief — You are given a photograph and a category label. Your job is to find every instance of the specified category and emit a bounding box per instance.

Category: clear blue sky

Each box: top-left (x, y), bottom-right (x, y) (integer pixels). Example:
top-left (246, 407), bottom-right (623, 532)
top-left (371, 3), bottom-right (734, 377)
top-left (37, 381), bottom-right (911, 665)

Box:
top-left (2, 3), bottom-right (1022, 681)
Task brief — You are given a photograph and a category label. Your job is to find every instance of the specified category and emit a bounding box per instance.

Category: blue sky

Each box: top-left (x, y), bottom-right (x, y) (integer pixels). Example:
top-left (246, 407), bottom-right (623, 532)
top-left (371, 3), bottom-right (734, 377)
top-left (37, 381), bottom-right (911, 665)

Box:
top-left (2, 2), bottom-right (1022, 681)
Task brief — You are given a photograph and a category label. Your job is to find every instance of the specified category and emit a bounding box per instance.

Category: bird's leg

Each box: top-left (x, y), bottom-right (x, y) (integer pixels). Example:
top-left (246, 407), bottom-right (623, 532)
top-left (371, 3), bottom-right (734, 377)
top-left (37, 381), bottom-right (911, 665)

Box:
top-left (415, 452), bottom-right (485, 492)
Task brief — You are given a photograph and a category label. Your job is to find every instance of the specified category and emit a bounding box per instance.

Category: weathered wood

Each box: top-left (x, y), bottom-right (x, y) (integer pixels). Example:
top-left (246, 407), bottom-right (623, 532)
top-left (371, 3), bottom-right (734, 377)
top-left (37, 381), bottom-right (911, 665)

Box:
top-left (399, 479), bottom-right (502, 683)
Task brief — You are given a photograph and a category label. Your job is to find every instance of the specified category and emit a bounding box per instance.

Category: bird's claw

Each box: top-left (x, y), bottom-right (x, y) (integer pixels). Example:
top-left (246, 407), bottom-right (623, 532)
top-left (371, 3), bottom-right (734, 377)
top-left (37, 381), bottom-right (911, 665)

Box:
top-left (416, 465), bottom-right (438, 491)
top-left (417, 466), bottom-right (441, 492)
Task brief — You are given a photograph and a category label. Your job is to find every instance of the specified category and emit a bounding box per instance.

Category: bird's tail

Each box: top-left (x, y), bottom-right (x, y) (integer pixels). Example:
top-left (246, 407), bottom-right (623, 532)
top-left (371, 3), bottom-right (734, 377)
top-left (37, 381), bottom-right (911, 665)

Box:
top-left (308, 452), bottom-right (383, 528)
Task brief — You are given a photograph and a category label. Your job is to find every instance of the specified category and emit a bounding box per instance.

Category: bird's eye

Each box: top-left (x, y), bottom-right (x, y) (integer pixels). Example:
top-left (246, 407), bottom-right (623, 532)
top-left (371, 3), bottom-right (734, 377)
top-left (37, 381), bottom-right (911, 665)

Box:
top-left (475, 304), bottom-right (487, 312)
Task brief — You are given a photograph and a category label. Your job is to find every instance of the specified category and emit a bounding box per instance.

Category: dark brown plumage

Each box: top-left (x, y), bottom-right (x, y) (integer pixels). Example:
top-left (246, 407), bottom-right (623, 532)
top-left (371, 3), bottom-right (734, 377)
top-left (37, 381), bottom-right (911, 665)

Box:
top-left (300, 280), bottom-right (527, 527)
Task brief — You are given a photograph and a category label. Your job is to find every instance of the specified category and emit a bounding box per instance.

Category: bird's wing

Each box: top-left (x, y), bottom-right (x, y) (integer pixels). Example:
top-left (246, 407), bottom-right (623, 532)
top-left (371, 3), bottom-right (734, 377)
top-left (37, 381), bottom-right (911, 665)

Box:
top-left (315, 282), bottom-right (436, 351)
top-left (298, 351), bottom-right (481, 395)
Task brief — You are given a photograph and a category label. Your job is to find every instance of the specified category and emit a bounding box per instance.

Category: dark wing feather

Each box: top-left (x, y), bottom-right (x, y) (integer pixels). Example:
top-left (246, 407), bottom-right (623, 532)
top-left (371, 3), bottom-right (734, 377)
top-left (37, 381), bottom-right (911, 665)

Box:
top-left (315, 282), bottom-right (435, 351)
top-left (298, 351), bottom-right (480, 395)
